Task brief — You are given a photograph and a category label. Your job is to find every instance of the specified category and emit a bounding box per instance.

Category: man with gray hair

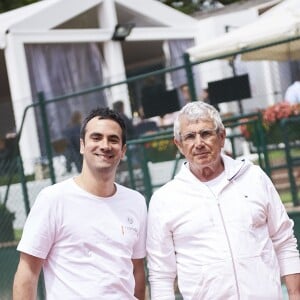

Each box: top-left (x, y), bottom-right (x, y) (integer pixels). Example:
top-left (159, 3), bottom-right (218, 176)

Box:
top-left (146, 101), bottom-right (300, 299)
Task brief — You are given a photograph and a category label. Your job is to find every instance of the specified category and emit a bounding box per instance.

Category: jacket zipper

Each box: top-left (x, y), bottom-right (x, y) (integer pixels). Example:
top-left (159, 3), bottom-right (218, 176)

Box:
top-left (217, 201), bottom-right (241, 300)
top-left (206, 179), bottom-right (241, 299)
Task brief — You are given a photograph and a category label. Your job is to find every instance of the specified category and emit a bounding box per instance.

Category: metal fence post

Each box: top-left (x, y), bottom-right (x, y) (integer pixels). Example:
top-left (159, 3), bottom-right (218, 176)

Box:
top-left (140, 146), bottom-right (153, 205)
top-left (281, 118), bottom-right (299, 206)
top-left (257, 113), bottom-right (271, 176)
top-left (183, 53), bottom-right (197, 102)
top-left (125, 143), bottom-right (137, 190)
top-left (37, 92), bottom-right (56, 185)
top-left (17, 156), bottom-right (30, 215)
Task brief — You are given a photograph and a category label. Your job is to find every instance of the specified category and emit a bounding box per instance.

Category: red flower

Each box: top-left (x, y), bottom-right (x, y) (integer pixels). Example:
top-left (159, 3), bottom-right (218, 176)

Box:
top-left (240, 102), bottom-right (300, 140)
top-left (263, 102), bottom-right (296, 126)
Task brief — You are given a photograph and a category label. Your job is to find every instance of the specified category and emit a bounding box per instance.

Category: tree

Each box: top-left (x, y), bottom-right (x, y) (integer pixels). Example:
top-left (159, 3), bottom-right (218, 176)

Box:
top-left (162, 0), bottom-right (199, 14)
top-left (0, 0), bottom-right (244, 14)
top-left (0, 0), bottom-right (39, 13)
top-left (159, 0), bottom-right (244, 14)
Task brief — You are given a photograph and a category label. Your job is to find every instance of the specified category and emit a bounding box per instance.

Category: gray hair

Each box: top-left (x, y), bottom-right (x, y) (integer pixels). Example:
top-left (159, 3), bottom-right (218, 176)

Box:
top-left (174, 101), bottom-right (225, 141)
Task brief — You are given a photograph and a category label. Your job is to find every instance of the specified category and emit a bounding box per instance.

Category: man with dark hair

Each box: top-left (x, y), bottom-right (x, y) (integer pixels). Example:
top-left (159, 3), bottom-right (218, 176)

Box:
top-left (13, 107), bottom-right (147, 300)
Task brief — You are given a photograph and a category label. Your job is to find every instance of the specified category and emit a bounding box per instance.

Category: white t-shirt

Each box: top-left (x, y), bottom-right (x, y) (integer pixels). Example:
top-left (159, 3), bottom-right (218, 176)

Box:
top-left (17, 178), bottom-right (147, 300)
top-left (204, 170), bottom-right (227, 198)
top-left (284, 81), bottom-right (300, 104)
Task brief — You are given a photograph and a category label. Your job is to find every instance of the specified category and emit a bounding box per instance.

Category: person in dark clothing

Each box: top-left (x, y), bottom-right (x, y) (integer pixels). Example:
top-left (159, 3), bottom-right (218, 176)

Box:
top-left (113, 101), bottom-right (136, 140)
top-left (0, 138), bottom-right (10, 176)
top-left (202, 88), bottom-right (220, 112)
top-left (64, 111), bottom-right (82, 173)
top-left (134, 106), bottom-right (159, 136)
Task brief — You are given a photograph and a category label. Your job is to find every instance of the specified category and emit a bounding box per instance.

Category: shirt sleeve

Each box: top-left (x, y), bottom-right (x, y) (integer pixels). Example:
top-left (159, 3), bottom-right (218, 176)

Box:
top-left (264, 172), bottom-right (300, 276)
top-left (146, 191), bottom-right (177, 300)
top-left (17, 188), bottom-right (57, 259)
top-left (132, 195), bottom-right (148, 259)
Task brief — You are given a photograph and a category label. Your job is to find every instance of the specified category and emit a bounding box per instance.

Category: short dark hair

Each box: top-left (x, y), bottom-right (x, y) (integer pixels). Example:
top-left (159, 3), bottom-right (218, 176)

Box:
top-left (80, 107), bottom-right (127, 145)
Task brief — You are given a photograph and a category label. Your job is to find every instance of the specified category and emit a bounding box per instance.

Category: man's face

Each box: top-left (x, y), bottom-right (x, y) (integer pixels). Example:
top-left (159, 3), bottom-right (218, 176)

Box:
top-left (174, 117), bottom-right (225, 173)
top-left (80, 117), bottom-right (126, 173)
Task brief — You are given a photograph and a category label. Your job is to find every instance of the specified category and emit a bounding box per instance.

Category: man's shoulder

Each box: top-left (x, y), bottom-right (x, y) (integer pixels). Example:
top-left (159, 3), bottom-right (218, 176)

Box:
top-left (152, 178), bottom-right (178, 197)
top-left (288, 81), bottom-right (300, 91)
top-left (39, 178), bottom-right (73, 196)
top-left (116, 183), bottom-right (145, 200)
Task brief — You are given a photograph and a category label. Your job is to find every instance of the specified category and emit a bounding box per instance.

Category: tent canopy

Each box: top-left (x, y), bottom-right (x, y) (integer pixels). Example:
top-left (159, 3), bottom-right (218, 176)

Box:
top-left (187, 0), bottom-right (300, 62)
top-left (0, 0), bottom-right (199, 174)
top-left (0, 0), bottom-right (198, 49)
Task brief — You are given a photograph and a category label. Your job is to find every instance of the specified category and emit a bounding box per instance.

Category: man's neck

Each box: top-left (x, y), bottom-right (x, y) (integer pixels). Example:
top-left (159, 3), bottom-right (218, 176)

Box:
top-left (74, 172), bottom-right (116, 198)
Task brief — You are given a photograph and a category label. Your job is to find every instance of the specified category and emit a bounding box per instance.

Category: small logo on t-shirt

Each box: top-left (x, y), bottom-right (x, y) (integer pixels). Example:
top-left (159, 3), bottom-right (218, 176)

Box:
top-left (121, 216), bottom-right (138, 235)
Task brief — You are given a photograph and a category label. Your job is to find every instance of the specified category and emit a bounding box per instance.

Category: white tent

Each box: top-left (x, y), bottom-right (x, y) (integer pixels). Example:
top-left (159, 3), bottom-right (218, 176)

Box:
top-left (187, 0), bottom-right (300, 62)
top-left (0, 0), bottom-right (199, 173)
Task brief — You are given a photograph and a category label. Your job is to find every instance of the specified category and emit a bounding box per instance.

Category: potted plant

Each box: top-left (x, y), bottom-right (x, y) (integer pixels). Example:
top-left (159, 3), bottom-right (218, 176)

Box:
top-left (0, 203), bottom-right (15, 242)
top-left (240, 102), bottom-right (300, 146)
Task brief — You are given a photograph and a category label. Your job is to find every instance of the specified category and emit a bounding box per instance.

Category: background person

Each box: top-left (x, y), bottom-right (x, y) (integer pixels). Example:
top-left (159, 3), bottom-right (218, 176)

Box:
top-left (0, 138), bottom-right (10, 176)
top-left (113, 100), bottom-right (136, 140)
top-left (284, 79), bottom-right (300, 104)
top-left (63, 110), bottom-right (82, 173)
top-left (134, 106), bottom-right (159, 137)
top-left (13, 107), bottom-right (147, 300)
top-left (179, 83), bottom-right (191, 106)
top-left (147, 101), bottom-right (300, 300)
top-left (201, 87), bottom-right (220, 111)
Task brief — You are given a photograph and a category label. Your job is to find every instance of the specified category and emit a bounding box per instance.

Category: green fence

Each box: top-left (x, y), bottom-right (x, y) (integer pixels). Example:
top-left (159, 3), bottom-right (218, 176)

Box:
top-left (1, 57), bottom-right (300, 299)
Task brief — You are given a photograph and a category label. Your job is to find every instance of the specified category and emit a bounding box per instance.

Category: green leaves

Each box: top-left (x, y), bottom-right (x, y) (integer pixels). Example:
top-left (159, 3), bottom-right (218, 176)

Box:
top-left (0, 0), bottom-right (39, 13)
top-left (160, 0), bottom-right (244, 14)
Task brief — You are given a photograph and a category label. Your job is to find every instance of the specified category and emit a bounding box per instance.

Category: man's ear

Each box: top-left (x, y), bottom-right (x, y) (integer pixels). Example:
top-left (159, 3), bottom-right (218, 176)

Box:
top-left (174, 138), bottom-right (184, 155)
top-left (219, 129), bottom-right (226, 147)
top-left (121, 144), bottom-right (127, 159)
top-left (80, 138), bottom-right (84, 154)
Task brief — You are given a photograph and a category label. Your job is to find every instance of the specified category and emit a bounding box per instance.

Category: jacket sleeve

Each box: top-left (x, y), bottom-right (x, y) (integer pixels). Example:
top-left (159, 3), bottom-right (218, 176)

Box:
top-left (264, 172), bottom-right (300, 276)
top-left (146, 191), bottom-right (177, 300)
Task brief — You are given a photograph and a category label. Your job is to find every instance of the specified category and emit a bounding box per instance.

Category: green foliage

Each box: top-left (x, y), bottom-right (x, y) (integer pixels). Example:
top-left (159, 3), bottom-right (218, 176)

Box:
top-left (0, 203), bottom-right (15, 242)
top-left (162, 0), bottom-right (199, 14)
top-left (0, 0), bottom-right (244, 15)
top-left (160, 0), bottom-right (244, 14)
top-left (279, 191), bottom-right (292, 204)
top-left (268, 148), bottom-right (300, 163)
top-left (0, 173), bottom-right (34, 186)
top-left (144, 138), bottom-right (178, 162)
top-left (14, 228), bottom-right (23, 241)
top-left (0, 0), bottom-right (39, 13)
top-left (218, 0), bottom-right (241, 4)
top-left (0, 203), bottom-right (14, 220)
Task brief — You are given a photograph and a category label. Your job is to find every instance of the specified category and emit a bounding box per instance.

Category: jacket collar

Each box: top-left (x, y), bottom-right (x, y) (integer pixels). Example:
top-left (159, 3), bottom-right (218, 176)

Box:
top-left (178, 153), bottom-right (252, 183)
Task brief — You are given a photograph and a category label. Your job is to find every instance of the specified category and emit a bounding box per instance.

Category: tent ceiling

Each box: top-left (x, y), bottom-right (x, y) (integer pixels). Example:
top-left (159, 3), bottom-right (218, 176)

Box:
top-left (0, 0), bottom-right (198, 87)
top-left (0, 0), bottom-right (198, 48)
top-left (122, 41), bottom-right (164, 69)
top-left (56, 6), bottom-right (99, 29)
top-left (0, 0), bottom-right (198, 32)
top-left (242, 38), bottom-right (300, 61)
top-left (56, 2), bottom-right (164, 29)
top-left (187, 0), bottom-right (300, 62)
top-left (115, 3), bottom-right (162, 27)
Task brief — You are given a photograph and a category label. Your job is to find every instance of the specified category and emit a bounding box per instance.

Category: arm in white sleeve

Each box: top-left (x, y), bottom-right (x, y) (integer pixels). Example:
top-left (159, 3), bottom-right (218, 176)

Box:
top-left (146, 192), bottom-right (177, 300)
top-left (264, 174), bottom-right (300, 276)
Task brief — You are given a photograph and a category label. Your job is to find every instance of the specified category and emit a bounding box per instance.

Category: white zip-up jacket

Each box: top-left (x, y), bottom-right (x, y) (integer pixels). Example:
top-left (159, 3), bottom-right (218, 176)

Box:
top-left (147, 154), bottom-right (300, 300)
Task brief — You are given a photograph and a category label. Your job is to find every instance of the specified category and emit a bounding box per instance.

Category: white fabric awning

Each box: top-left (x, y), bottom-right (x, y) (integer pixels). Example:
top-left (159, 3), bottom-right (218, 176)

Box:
top-left (187, 0), bottom-right (300, 62)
